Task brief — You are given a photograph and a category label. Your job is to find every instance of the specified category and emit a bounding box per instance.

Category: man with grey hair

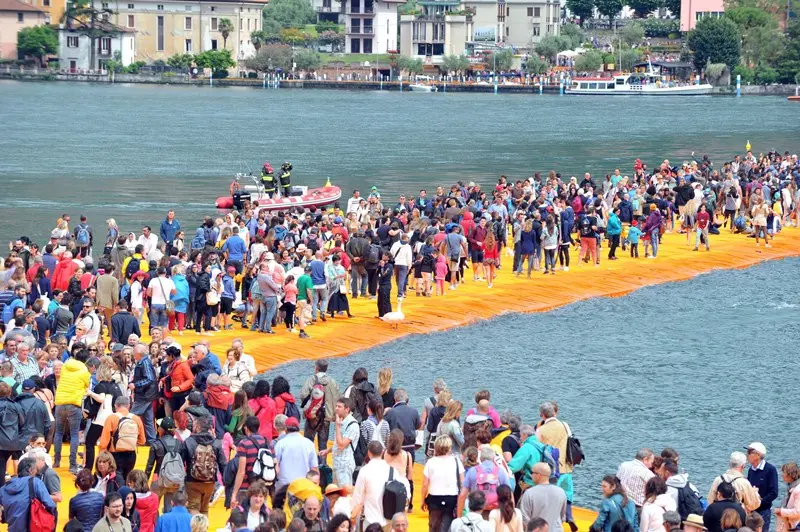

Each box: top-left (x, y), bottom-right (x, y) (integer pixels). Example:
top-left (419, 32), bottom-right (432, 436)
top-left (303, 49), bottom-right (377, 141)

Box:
top-left (0, 456), bottom-right (56, 532)
top-left (29, 447), bottom-right (62, 503)
top-left (663, 510), bottom-right (682, 532)
top-left (536, 401), bottom-right (578, 532)
top-left (509, 424), bottom-right (546, 492)
top-left (500, 412), bottom-right (522, 463)
top-left (616, 449), bottom-right (655, 509)
top-left (519, 463), bottom-right (566, 531)
top-left (230, 338), bottom-right (256, 375)
top-left (130, 342), bottom-right (157, 444)
top-left (391, 512), bottom-right (409, 532)
top-left (706, 452), bottom-right (762, 513)
top-left (99, 394), bottom-right (145, 482)
top-left (458, 445), bottom-right (512, 517)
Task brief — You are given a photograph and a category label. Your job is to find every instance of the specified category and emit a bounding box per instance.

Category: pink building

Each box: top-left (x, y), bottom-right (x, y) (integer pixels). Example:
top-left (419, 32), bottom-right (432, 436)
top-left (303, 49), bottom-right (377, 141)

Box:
top-left (0, 0), bottom-right (47, 60)
top-left (680, 0), bottom-right (724, 31)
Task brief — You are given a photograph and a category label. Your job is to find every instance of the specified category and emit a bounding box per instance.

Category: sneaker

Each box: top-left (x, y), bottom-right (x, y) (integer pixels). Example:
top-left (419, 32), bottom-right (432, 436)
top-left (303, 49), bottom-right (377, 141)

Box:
top-left (290, 328), bottom-right (298, 334)
top-left (210, 485), bottom-right (225, 506)
top-left (563, 266), bottom-right (569, 272)
top-left (299, 331), bottom-right (310, 339)
top-left (487, 283), bottom-right (492, 288)
top-left (69, 466), bottom-right (82, 476)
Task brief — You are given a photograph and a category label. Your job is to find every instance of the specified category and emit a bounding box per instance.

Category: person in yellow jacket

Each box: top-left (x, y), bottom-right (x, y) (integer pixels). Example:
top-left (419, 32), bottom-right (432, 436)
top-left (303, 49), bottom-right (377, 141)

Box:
top-left (53, 350), bottom-right (91, 474)
top-left (121, 246), bottom-right (150, 281)
top-left (284, 470), bottom-right (323, 524)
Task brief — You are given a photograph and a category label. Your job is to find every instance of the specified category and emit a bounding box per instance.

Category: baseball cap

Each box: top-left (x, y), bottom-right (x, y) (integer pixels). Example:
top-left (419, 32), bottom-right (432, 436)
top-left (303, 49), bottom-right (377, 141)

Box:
top-left (21, 379), bottom-right (36, 391)
top-left (285, 417), bottom-right (300, 428)
top-left (158, 417), bottom-right (176, 431)
top-left (111, 343), bottom-right (124, 352)
top-left (745, 442), bottom-right (767, 456)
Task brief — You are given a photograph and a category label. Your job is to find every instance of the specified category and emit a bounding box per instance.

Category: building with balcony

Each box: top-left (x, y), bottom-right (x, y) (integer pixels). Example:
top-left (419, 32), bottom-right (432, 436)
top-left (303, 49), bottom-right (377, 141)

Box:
top-left (58, 20), bottom-right (134, 70)
top-left (0, 0), bottom-right (48, 60)
top-left (463, 0), bottom-right (559, 47)
top-left (344, 0), bottom-right (403, 53)
top-left (96, 0), bottom-right (265, 64)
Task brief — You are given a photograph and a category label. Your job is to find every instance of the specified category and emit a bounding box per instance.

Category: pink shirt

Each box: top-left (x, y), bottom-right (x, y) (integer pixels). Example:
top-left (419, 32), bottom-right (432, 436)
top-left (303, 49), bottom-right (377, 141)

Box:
top-left (466, 406), bottom-right (502, 429)
top-left (284, 283), bottom-right (298, 305)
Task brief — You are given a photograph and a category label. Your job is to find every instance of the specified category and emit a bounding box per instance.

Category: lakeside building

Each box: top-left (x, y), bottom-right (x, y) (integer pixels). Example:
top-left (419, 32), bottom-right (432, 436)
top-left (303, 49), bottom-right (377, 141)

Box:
top-left (100, 0), bottom-right (265, 63)
top-left (57, 20), bottom-right (134, 70)
top-left (0, 0), bottom-right (47, 60)
top-left (679, 0), bottom-right (723, 30)
top-left (399, 0), bottom-right (559, 67)
top-left (344, 0), bottom-right (404, 54)
top-left (19, 0), bottom-right (63, 26)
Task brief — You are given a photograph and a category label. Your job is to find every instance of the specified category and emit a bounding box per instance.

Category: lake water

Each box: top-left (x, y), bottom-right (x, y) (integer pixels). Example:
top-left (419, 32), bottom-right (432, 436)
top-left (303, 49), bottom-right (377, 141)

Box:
top-left (1, 80), bottom-right (798, 511)
top-left (0, 80), bottom-right (796, 242)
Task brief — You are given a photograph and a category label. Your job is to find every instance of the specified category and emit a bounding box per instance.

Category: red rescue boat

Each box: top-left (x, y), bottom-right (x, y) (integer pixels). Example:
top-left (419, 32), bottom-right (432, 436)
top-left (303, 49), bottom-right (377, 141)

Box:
top-left (216, 177), bottom-right (342, 211)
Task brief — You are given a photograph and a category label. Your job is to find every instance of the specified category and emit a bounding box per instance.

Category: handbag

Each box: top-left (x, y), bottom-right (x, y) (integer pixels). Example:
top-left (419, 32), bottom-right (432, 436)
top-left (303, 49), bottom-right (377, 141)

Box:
top-left (560, 420), bottom-right (585, 466)
top-left (157, 277), bottom-right (176, 315)
top-left (206, 290), bottom-right (220, 306)
top-left (28, 477), bottom-right (56, 531)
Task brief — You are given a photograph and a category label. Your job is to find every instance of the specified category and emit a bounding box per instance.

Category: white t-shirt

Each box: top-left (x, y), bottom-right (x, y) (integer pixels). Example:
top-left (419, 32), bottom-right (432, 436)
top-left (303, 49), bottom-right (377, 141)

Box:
top-left (351, 459), bottom-right (409, 527)
top-left (131, 281), bottom-right (144, 310)
top-left (424, 455), bottom-right (464, 496)
top-left (138, 233), bottom-right (159, 258)
top-left (149, 276), bottom-right (175, 305)
top-left (81, 312), bottom-right (101, 344)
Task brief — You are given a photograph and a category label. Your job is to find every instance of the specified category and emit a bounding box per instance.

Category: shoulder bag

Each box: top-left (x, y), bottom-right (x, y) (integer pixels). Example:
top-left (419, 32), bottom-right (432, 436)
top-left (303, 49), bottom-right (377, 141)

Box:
top-left (157, 277), bottom-right (176, 316)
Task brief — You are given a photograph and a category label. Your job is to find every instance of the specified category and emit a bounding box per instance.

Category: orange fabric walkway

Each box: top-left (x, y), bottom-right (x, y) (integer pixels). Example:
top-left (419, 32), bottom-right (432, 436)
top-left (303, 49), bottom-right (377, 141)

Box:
top-left (41, 227), bottom-right (800, 532)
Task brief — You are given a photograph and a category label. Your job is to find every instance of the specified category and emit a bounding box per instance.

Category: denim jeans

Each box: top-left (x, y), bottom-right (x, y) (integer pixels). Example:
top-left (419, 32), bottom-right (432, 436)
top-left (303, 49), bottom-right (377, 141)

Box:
top-left (350, 265), bottom-right (368, 298)
top-left (394, 265), bottom-right (409, 297)
top-left (650, 228), bottom-right (660, 257)
top-left (132, 398), bottom-right (156, 443)
top-left (259, 296), bottom-right (277, 332)
top-left (149, 304), bottom-right (168, 328)
top-left (312, 287), bottom-right (329, 320)
top-left (54, 404), bottom-right (82, 467)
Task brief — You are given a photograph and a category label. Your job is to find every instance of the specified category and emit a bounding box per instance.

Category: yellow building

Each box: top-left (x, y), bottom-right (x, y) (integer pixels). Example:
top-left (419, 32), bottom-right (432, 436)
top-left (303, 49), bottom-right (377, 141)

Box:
top-left (102, 0), bottom-right (266, 63)
top-left (19, 0), bottom-right (65, 26)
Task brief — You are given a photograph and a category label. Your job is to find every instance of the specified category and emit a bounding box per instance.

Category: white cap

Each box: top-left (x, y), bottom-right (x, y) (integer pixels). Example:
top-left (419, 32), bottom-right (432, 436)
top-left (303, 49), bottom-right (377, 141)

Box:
top-left (745, 442), bottom-right (767, 456)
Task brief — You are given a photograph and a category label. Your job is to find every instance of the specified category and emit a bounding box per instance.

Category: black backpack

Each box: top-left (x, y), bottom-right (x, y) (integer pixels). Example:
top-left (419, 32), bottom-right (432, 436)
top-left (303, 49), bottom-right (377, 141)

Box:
top-left (676, 481), bottom-right (704, 520)
top-left (382, 467), bottom-right (408, 519)
top-left (125, 257), bottom-right (141, 280)
top-left (348, 421), bottom-right (368, 466)
top-left (580, 216), bottom-right (593, 237)
top-left (367, 244), bottom-right (382, 265)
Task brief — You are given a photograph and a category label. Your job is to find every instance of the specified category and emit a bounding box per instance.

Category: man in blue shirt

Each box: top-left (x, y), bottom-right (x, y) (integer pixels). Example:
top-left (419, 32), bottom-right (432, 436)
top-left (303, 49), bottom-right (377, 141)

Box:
top-left (159, 210), bottom-right (181, 248)
top-left (309, 251), bottom-right (328, 322)
top-left (275, 417), bottom-right (319, 489)
top-left (746, 442), bottom-right (779, 531)
top-left (222, 227), bottom-right (248, 274)
top-left (155, 490), bottom-right (193, 532)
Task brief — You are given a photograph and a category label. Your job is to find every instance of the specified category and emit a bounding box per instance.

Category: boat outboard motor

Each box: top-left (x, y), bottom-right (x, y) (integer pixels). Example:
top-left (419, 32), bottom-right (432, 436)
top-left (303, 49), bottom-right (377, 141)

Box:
top-left (233, 191), bottom-right (251, 210)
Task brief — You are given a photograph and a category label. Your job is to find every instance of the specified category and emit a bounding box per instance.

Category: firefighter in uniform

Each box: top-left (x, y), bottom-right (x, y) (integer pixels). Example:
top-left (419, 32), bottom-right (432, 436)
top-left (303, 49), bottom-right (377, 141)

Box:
top-left (279, 162), bottom-right (293, 197)
top-left (261, 162), bottom-right (276, 197)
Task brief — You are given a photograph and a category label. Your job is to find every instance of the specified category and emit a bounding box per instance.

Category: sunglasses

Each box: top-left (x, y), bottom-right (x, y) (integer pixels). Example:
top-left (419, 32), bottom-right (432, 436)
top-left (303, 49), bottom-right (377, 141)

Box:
top-left (88, 348), bottom-right (98, 352)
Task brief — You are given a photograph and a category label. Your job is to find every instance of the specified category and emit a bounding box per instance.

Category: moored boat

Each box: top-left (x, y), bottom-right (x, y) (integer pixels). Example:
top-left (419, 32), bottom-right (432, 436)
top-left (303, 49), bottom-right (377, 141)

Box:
top-left (567, 71), bottom-right (712, 96)
top-left (409, 75), bottom-right (439, 92)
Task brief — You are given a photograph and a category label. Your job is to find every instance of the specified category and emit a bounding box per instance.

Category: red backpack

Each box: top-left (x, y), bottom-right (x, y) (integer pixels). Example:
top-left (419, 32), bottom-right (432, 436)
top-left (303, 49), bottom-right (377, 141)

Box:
top-left (28, 478), bottom-right (56, 531)
top-left (475, 464), bottom-right (500, 510)
top-left (303, 376), bottom-right (325, 422)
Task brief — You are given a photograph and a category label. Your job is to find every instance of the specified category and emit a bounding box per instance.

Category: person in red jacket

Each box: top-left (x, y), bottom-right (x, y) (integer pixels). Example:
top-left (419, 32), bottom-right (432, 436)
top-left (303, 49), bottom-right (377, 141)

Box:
top-left (248, 379), bottom-right (276, 441)
top-left (127, 470), bottom-right (159, 532)
top-left (271, 375), bottom-right (297, 417)
top-left (162, 346), bottom-right (194, 415)
top-left (51, 251), bottom-right (79, 292)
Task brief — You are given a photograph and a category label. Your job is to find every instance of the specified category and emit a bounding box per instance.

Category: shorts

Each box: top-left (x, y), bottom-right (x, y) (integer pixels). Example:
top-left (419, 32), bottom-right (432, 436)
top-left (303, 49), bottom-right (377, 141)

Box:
top-left (485, 258), bottom-right (496, 266)
top-left (448, 259), bottom-right (459, 272)
top-left (220, 297), bottom-right (234, 314)
top-left (470, 250), bottom-right (484, 263)
top-left (297, 300), bottom-right (312, 321)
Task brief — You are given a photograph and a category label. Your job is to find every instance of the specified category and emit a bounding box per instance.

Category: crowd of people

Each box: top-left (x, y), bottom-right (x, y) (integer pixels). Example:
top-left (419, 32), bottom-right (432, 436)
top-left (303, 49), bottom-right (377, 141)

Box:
top-left (0, 148), bottom-right (798, 532)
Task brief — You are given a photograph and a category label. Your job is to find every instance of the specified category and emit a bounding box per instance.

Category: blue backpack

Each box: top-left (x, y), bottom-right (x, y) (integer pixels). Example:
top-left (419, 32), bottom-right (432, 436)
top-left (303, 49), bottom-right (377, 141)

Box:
top-left (76, 225), bottom-right (90, 247)
top-left (537, 441), bottom-right (561, 482)
top-left (119, 283), bottom-right (131, 304)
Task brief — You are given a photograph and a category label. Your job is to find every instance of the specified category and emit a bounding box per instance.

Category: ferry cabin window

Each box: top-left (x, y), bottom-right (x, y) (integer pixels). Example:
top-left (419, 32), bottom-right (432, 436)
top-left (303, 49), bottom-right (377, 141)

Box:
top-left (607, 82), bottom-right (614, 89)
top-left (588, 82), bottom-right (597, 89)
top-left (616, 78), bottom-right (624, 85)
top-left (580, 82), bottom-right (588, 89)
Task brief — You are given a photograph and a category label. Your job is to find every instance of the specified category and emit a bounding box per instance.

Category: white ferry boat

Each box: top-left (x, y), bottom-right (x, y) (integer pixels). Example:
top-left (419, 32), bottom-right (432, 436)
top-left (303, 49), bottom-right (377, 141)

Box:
top-left (566, 71), bottom-right (712, 96)
top-left (409, 75), bottom-right (439, 92)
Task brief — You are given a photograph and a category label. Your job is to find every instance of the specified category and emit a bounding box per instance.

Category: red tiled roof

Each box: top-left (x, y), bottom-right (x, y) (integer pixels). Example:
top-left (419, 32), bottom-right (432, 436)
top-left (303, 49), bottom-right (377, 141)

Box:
top-left (0, 0), bottom-right (45, 12)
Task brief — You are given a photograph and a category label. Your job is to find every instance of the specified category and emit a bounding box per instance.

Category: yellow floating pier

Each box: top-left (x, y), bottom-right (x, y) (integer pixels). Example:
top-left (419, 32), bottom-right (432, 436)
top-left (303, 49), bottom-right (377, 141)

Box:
top-left (45, 228), bottom-right (800, 532)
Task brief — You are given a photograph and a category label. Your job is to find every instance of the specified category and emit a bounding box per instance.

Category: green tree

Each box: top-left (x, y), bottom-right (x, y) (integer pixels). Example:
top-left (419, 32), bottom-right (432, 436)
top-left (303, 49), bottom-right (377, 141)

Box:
top-left (704, 62), bottom-right (728, 83)
top-left (218, 18), bottom-right (234, 49)
top-left (396, 56), bottom-right (423, 76)
top-left (723, 0), bottom-right (784, 17)
top-left (524, 55), bottom-right (549, 74)
top-left (574, 49), bottom-right (603, 71)
top-left (194, 49), bottom-right (235, 75)
top-left (754, 64), bottom-right (777, 82)
top-left (262, 0), bottom-right (315, 28)
top-left (775, 20), bottom-right (800, 83)
top-left (167, 53), bottom-right (194, 69)
top-left (733, 63), bottom-right (756, 82)
top-left (398, 0), bottom-right (420, 14)
top-left (535, 35), bottom-right (572, 60)
top-left (244, 44), bottom-right (293, 72)
top-left (627, 0), bottom-right (661, 17)
top-left (565, 0), bottom-right (594, 25)
top-left (622, 22), bottom-right (645, 45)
top-left (725, 7), bottom-right (784, 67)
top-left (17, 25), bottom-right (57, 66)
top-left (294, 48), bottom-right (321, 71)
top-left (663, 0), bottom-right (680, 16)
top-left (619, 48), bottom-right (643, 70)
top-left (594, 0), bottom-right (624, 26)
top-left (318, 30), bottom-right (345, 51)
top-left (725, 6), bottom-right (776, 29)
top-left (688, 16), bottom-right (741, 70)
top-left (486, 49), bottom-right (513, 71)
top-left (280, 27), bottom-right (311, 45)
top-left (441, 54), bottom-right (470, 75)
top-left (560, 23), bottom-right (585, 49)
top-left (104, 50), bottom-right (125, 73)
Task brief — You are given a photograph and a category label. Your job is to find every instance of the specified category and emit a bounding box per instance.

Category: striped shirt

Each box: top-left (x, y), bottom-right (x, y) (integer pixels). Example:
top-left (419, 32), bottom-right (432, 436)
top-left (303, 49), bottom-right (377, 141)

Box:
top-left (616, 459), bottom-right (655, 507)
top-left (236, 434), bottom-right (268, 490)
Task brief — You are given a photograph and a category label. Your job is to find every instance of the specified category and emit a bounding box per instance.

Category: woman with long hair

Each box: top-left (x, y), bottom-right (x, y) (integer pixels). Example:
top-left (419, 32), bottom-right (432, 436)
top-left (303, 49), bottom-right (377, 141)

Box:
top-left (377, 367), bottom-right (394, 409)
top-left (384, 428), bottom-right (413, 509)
top-left (517, 219), bottom-right (535, 278)
top-left (436, 400), bottom-right (464, 455)
top-left (640, 477), bottom-right (675, 532)
top-left (483, 231), bottom-right (498, 287)
top-left (776, 462), bottom-right (800, 532)
top-left (361, 398), bottom-right (390, 447)
top-left (590, 475), bottom-right (637, 532)
top-left (104, 219), bottom-right (119, 256)
top-left (422, 435), bottom-right (464, 532)
top-left (169, 263), bottom-right (190, 335)
top-left (271, 376), bottom-right (297, 418)
top-left (489, 484), bottom-right (523, 532)
top-left (541, 214), bottom-right (559, 274)
top-left (249, 379), bottom-right (277, 440)
top-left (84, 363), bottom-right (122, 474)
top-left (91, 451), bottom-right (122, 497)
top-left (225, 390), bottom-right (254, 441)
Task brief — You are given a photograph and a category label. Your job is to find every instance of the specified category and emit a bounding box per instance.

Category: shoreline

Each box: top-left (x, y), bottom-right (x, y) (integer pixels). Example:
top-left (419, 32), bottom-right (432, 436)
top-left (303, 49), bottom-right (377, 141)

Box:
top-left (1, 70), bottom-right (795, 95)
top-left (198, 227), bottom-right (800, 376)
